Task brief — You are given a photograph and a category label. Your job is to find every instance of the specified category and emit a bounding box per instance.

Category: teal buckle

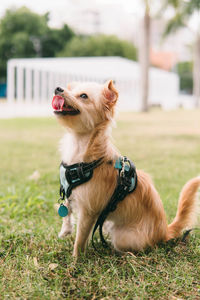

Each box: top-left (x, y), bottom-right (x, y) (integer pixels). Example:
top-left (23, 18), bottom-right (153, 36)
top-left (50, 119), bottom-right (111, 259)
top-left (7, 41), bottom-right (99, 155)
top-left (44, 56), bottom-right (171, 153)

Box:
top-left (114, 157), bottom-right (122, 169)
top-left (114, 157), bottom-right (136, 192)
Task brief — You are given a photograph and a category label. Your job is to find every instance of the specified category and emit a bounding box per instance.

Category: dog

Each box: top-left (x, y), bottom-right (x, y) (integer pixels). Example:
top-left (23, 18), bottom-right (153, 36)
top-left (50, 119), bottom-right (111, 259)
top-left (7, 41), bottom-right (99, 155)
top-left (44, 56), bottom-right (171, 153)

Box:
top-left (52, 80), bottom-right (200, 257)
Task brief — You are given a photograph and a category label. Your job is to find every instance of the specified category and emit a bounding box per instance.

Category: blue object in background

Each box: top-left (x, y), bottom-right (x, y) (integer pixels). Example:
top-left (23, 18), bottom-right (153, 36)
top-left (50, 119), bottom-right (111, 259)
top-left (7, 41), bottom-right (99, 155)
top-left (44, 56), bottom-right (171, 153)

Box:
top-left (0, 83), bottom-right (7, 98)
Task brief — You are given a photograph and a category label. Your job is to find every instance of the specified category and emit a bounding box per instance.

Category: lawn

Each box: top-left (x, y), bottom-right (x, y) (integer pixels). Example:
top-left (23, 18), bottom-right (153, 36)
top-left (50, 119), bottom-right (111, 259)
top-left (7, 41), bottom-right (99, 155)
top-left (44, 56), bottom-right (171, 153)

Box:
top-left (0, 110), bottom-right (200, 299)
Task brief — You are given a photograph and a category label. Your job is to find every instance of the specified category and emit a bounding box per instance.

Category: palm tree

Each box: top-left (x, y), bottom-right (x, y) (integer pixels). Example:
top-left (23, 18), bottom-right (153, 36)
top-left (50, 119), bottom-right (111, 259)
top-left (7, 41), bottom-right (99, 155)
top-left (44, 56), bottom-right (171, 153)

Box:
top-left (140, 0), bottom-right (151, 112)
top-left (163, 0), bottom-right (200, 107)
top-left (139, 0), bottom-right (163, 112)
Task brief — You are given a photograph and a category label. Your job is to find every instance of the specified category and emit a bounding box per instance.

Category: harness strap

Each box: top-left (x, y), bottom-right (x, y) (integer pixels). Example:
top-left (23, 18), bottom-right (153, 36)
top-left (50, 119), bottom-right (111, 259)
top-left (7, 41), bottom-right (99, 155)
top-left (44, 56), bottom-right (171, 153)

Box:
top-left (181, 228), bottom-right (200, 243)
top-left (60, 157), bottom-right (103, 198)
top-left (92, 156), bottom-right (137, 249)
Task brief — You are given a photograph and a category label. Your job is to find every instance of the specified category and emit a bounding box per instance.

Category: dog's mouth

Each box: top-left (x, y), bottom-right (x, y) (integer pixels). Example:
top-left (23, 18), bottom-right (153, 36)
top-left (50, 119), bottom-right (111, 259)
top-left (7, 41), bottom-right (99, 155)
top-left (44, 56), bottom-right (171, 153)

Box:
top-left (52, 95), bottom-right (80, 116)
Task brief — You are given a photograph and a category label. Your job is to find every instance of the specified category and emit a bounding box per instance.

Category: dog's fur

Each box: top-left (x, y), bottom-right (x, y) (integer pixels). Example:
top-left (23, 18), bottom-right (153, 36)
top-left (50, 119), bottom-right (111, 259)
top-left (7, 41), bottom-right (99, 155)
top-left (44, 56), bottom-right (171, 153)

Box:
top-left (54, 80), bottom-right (200, 257)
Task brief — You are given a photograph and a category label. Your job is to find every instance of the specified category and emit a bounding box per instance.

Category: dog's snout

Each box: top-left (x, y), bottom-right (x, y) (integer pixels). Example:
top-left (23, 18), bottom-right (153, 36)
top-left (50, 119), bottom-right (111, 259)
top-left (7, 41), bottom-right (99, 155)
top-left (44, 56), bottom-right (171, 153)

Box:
top-left (55, 87), bottom-right (64, 95)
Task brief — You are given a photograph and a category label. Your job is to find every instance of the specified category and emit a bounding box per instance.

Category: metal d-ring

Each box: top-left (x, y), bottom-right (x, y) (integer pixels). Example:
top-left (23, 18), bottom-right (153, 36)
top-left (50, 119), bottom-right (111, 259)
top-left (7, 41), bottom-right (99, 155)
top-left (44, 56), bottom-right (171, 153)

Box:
top-left (120, 156), bottom-right (125, 177)
top-left (58, 197), bottom-right (65, 205)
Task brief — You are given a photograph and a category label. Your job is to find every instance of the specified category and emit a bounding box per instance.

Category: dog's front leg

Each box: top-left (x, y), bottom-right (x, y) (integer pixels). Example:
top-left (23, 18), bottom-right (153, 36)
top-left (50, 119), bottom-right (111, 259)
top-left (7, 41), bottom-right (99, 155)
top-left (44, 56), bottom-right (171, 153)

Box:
top-left (73, 210), bottom-right (96, 257)
top-left (58, 200), bottom-right (73, 238)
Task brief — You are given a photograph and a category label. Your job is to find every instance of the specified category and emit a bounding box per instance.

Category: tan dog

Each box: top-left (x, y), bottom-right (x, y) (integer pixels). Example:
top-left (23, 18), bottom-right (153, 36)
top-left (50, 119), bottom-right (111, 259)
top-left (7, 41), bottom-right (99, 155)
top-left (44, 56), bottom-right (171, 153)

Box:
top-left (52, 80), bottom-right (200, 257)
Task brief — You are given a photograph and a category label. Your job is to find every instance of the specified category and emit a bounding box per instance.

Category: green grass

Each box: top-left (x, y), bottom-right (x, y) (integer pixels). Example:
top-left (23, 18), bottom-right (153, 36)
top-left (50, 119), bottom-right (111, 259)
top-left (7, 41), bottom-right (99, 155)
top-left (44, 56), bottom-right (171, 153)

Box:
top-left (0, 110), bottom-right (200, 299)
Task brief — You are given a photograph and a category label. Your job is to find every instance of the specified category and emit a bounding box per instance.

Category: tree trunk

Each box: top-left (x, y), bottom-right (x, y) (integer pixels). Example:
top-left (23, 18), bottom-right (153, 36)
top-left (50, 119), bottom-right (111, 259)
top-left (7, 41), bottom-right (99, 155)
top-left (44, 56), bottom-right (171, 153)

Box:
top-left (193, 34), bottom-right (200, 108)
top-left (140, 3), bottom-right (150, 112)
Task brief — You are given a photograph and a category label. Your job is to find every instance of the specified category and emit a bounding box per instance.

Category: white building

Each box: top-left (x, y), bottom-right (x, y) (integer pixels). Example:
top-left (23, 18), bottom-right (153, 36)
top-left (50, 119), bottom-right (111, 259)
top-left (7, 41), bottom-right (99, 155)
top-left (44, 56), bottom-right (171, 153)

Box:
top-left (6, 56), bottom-right (180, 118)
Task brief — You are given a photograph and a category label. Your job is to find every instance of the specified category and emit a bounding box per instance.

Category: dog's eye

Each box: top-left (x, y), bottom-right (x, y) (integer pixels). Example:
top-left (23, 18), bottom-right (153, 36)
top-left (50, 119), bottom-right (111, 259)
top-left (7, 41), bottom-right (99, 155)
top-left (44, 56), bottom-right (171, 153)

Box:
top-left (80, 93), bottom-right (88, 99)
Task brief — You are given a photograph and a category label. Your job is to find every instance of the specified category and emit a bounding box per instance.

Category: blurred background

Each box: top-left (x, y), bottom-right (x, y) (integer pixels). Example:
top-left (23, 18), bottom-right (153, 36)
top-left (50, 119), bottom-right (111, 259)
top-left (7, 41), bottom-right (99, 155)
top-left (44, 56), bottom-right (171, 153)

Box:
top-left (0, 0), bottom-right (200, 117)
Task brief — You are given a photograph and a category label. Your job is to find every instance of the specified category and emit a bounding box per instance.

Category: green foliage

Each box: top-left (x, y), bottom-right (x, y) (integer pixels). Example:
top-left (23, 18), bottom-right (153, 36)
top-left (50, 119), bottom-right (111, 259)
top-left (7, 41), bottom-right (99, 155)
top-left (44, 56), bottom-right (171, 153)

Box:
top-left (0, 7), bottom-right (47, 80)
top-left (0, 111), bottom-right (200, 298)
top-left (162, 0), bottom-right (183, 10)
top-left (0, 7), bottom-right (74, 81)
top-left (163, 0), bottom-right (200, 36)
top-left (176, 61), bottom-right (193, 93)
top-left (184, 0), bottom-right (200, 15)
top-left (0, 7), bottom-right (48, 37)
top-left (0, 7), bottom-right (137, 81)
top-left (163, 13), bottom-right (185, 37)
top-left (58, 34), bottom-right (137, 61)
top-left (41, 24), bottom-right (75, 57)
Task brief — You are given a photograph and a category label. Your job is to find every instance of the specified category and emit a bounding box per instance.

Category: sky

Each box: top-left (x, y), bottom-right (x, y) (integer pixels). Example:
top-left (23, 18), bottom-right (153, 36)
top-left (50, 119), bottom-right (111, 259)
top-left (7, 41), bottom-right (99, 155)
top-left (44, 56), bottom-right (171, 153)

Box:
top-left (0, 0), bottom-right (198, 32)
top-left (0, 0), bottom-right (196, 61)
top-left (0, 0), bottom-right (144, 28)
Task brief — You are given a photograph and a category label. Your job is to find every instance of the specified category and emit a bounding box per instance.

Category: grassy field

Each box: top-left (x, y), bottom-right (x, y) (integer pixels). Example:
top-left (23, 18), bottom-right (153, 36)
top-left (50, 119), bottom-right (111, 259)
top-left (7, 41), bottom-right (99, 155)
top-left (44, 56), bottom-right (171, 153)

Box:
top-left (0, 110), bottom-right (200, 299)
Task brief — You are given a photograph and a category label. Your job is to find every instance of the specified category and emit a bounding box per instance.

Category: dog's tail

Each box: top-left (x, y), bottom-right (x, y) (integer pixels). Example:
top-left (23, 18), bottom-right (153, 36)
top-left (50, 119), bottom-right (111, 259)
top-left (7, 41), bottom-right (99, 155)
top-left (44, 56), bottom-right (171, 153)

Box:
top-left (167, 177), bottom-right (200, 240)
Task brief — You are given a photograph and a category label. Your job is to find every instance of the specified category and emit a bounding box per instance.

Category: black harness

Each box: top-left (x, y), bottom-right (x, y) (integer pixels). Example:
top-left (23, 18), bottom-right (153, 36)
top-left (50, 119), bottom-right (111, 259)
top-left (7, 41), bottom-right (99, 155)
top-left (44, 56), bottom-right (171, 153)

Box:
top-left (59, 158), bottom-right (103, 199)
top-left (59, 156), bottom-right (137, 249)
top-left (92, 157), bottom-right (137, 249)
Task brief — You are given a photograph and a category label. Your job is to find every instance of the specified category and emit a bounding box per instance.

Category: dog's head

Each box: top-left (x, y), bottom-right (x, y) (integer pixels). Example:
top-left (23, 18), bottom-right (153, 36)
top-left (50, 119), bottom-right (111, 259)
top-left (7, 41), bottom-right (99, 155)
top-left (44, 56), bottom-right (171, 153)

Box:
top-left (52, 80), bottom-right (118, 133)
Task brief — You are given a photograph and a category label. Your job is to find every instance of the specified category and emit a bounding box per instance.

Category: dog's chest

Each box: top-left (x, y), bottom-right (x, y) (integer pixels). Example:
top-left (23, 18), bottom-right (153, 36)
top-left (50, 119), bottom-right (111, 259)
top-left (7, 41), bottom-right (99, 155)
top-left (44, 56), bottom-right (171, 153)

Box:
top-left (60, 133), bottom-right (93, 208)
top-left (60, 133), bottom-right (89, 165)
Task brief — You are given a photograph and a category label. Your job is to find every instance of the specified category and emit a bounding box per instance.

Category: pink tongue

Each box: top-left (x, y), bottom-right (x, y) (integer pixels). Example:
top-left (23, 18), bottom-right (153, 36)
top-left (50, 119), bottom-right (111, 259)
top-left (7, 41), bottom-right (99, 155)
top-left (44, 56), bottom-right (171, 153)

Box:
top-left (52, 95), bottom-right (65, 111)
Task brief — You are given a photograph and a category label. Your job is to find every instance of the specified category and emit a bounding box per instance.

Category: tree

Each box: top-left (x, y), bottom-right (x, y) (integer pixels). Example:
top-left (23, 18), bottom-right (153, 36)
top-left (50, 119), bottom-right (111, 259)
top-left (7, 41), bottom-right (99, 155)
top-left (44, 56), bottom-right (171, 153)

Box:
top-left (41, 24), bottom-right (75, 57)
top-left (0, 7), bottom-right (75, 81)
top-left (139, 0), bottom-right (151, 112)
top-left (57, 34), bottom-right (137, 61)
top-left (176, 61), bottom-right (193, 94)
top-left (0, 7), bottom-right (48, 80)
top-left (163, 0), bottom-right (200, 107)
top-left (139, 0), bottom-right (162, 112)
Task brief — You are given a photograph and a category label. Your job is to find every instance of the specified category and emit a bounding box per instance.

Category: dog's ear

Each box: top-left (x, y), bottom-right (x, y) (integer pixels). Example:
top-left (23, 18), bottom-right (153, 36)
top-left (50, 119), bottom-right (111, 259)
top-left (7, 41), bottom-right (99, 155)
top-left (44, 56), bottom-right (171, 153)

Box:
top-left (103, 80), bottom-right (118, 107)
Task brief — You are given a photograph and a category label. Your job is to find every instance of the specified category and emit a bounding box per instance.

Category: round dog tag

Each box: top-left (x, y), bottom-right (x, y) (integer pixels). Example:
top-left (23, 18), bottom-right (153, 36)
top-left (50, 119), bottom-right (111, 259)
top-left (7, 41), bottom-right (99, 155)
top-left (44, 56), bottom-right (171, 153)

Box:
top-left (58, 204), bottom-right (68, 217)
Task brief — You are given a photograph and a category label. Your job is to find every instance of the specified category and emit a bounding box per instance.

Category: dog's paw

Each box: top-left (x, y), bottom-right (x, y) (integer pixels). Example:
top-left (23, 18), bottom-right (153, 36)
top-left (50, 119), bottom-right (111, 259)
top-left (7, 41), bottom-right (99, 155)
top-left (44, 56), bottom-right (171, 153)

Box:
top-left (58, 227), bottom-right (72, 239)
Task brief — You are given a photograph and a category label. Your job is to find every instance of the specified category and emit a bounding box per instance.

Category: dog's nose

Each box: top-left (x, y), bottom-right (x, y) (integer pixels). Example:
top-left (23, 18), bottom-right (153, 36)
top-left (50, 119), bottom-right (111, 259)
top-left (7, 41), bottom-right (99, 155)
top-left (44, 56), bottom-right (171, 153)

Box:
top-left (55, 87), bottom-right (64, 95)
